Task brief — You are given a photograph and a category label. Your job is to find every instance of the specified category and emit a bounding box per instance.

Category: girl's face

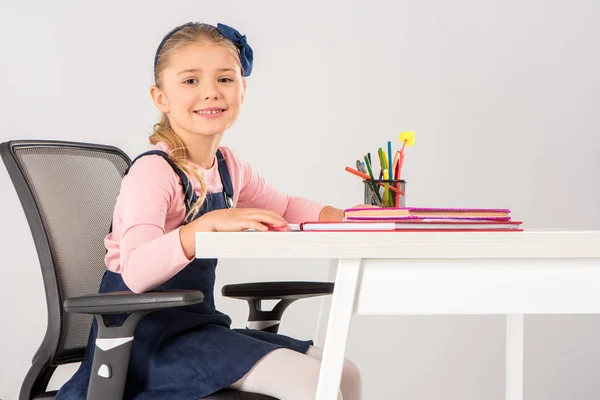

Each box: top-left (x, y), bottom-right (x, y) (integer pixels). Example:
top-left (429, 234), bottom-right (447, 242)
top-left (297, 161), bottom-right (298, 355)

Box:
top-left (152, 41), bottom-right (245, 138)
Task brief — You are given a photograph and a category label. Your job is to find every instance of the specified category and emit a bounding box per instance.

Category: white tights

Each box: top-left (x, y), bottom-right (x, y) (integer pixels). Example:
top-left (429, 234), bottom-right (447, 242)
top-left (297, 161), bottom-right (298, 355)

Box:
top-left (229, 345), bottom-right (362, 400)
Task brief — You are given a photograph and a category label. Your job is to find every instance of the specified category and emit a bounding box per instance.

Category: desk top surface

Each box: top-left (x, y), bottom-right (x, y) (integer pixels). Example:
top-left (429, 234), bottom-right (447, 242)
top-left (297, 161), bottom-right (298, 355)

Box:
top-left (195, 230), bottom-right (600, 259)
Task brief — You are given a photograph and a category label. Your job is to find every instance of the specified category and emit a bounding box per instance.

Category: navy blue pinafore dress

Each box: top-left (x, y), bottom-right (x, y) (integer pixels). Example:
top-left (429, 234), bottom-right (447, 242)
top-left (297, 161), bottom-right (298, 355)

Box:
top-left (56, 150), bottom-right (313, 399)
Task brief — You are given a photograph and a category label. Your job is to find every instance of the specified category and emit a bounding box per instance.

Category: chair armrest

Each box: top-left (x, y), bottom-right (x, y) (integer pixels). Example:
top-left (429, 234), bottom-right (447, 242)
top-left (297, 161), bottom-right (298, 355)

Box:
top-left (63, 290), bottom-right (203, 400)
top-left (221, 281), bottom-right (334, 301)
top-left (221, 282), bottom-right (334, 334)
top-left (63, 290), bottom-right (204, 315)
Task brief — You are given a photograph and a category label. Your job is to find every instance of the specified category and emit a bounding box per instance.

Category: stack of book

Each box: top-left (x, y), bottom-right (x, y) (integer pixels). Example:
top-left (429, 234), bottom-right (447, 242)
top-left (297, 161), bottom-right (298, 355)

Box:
top-left (299, 207), bottom-right (523, 232)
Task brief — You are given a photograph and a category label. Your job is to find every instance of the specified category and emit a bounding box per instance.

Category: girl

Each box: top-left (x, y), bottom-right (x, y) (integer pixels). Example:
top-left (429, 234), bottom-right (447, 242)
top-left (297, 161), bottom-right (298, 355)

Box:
top-left (56, 22), bottom-right (361, 400)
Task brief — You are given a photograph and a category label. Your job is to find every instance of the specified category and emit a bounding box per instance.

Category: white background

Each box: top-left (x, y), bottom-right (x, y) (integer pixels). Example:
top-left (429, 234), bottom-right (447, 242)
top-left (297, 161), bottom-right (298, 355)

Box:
top-left (1, 0), bottom-right (599, 398)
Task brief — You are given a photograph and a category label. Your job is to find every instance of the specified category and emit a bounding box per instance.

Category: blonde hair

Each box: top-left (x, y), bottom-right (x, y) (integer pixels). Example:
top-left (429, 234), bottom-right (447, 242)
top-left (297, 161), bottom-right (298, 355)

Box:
top-left (149, 23), bottom-right (241, 221)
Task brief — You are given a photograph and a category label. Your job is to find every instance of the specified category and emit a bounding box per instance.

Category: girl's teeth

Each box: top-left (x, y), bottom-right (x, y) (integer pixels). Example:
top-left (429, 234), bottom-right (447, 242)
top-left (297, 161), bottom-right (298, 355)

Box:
top-left (196, 110), bottom-right (223, 114)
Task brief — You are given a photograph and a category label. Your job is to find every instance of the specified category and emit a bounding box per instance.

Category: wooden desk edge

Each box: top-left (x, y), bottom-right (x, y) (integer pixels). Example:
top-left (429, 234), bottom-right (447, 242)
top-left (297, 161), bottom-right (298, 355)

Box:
top-left (195, 230), bottom-right (600, 259)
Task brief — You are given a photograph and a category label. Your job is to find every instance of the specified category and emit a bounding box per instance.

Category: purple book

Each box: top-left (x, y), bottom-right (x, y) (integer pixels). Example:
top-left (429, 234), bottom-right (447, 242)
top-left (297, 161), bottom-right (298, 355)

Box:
top-left (344, 207), bottom-right (511, 212)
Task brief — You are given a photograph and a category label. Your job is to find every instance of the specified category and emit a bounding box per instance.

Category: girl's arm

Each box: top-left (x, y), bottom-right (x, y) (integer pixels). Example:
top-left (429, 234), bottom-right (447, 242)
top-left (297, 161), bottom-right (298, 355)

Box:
top-left (110, 156), bottom-right (198, 293)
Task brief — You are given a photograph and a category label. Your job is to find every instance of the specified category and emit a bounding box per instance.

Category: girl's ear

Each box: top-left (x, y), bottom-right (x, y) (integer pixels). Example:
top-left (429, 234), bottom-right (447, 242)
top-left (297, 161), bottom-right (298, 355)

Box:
top-left (150, 85), bottom-right (169, 113)
top-left (241, 79), bottom-right (247, 105)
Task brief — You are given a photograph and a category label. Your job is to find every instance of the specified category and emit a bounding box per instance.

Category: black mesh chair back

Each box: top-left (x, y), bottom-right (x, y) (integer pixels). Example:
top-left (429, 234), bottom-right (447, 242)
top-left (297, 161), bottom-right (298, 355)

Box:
top-left (1, 140), bottom-right (131, 399)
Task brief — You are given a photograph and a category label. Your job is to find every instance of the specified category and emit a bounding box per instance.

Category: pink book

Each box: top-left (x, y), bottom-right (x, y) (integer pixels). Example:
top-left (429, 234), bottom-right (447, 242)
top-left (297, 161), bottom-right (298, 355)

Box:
top-left (345, 216), bottom-right (512, 221)
top-left (344, 207), bottom-right (512, 221)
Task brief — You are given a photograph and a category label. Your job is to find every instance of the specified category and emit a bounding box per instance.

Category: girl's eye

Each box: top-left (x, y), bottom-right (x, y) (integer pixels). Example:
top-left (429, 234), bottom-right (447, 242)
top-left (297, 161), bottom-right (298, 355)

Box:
top-left (219, 77), bottom-right (233, 83)
top-left (183, 78), bottom-right (197, 84)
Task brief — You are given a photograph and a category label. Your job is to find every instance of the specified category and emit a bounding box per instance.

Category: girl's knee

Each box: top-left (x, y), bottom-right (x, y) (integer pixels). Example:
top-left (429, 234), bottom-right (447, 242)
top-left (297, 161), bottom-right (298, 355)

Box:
top-left (344, 359), bottom-right (361, 379)
top-left (342, 359), bottom-right (362, 393)
top-left (235, 348), bottom-right (325, 400)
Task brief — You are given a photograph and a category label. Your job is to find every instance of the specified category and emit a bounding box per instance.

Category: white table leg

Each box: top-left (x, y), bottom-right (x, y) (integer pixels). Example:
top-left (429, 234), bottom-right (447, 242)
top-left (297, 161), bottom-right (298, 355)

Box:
top-left (506, 314), bottom-right (524, 400)
top-left (315, 258), bottom-right (362, 400)
top-left (315, 259), bottom-right (339, 348)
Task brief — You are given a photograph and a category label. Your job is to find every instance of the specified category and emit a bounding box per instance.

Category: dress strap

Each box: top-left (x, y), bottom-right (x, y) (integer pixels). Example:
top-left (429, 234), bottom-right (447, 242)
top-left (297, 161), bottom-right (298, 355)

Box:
top-left (215, 149), bottom-right (234, 208)
top-left (126, 150), bottom-right (198, 219)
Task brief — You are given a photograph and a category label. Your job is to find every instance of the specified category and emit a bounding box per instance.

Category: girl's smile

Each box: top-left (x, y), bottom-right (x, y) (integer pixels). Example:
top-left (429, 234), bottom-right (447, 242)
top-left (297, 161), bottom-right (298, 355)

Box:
top-left (193, 106), bottom-right (228, 119)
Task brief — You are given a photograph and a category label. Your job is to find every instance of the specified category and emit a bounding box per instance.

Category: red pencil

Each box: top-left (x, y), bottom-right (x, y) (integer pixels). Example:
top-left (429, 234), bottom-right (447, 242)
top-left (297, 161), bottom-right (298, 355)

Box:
top-left (345, 167), bottom-right (405, 195)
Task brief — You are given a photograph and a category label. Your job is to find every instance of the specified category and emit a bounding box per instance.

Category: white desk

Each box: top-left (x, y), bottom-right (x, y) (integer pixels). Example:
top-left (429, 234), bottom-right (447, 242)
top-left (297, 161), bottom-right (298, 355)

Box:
top-left (196, 230), bottom-right (600, 400)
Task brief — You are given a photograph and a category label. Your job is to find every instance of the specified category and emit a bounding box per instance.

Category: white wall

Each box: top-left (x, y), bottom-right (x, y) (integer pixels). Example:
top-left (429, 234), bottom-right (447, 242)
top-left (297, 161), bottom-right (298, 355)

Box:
top-left (1, 0), bottom-right (599, 399)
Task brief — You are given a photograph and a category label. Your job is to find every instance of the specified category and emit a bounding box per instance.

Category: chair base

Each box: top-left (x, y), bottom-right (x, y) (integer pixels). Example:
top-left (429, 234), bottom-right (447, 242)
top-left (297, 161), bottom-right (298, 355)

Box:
top-left (31, 389), bottom-right (277, 400)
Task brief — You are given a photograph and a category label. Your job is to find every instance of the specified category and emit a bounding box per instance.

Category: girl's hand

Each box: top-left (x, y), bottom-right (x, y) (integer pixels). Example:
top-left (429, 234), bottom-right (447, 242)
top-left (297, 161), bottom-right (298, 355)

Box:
top-left (179, 208), bottom-right (289, 258)
top-left (199, 208), bottom-right (289, 232)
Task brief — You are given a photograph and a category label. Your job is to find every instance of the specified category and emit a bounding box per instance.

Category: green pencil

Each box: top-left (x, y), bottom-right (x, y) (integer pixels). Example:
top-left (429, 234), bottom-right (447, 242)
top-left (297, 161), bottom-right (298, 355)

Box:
top-left (364, 156), bottom-right (382, 205)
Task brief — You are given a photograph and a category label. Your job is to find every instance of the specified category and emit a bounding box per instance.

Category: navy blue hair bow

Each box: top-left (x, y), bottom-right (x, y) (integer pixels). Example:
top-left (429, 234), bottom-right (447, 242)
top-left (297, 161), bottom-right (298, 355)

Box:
top-left (216, 23), bottom-right (254, 77)
top-left (153, 22), bottom-right (253, 78)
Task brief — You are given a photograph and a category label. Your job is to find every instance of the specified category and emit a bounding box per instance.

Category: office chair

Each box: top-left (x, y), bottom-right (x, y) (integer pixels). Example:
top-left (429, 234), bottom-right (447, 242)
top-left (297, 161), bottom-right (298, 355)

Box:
top-left (1, 140), bottom-right (334, 400)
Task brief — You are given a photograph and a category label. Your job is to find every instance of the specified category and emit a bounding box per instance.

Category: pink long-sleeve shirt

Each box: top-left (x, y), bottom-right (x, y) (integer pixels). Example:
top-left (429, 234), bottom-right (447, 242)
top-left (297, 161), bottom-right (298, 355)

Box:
top-left (104, 142), bottom-right (326, 293)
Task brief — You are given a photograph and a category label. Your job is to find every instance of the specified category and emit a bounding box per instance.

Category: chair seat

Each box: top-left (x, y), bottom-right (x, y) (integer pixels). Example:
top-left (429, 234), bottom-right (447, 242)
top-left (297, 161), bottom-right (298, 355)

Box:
top-left (204, 389), bottom-right (278, 399)
top-left (33, 391), bottom-right (58, 400)
top-left (33, 389), bottom-right (277, 399)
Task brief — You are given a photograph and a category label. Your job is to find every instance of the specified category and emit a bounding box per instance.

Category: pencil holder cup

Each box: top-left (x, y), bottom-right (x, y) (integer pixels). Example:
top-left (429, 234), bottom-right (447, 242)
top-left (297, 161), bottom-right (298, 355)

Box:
top-left (363, 179), bottom-right (406, 208)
